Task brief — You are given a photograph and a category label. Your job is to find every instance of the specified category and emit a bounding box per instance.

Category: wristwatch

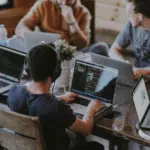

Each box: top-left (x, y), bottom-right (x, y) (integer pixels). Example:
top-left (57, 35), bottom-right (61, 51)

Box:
top-left (69, 20), bottom-right (76, 26)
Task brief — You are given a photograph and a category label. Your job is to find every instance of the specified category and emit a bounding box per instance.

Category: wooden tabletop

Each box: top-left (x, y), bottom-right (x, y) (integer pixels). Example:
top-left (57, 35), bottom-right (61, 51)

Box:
top-left (94, 81), bottom-right (150, 147)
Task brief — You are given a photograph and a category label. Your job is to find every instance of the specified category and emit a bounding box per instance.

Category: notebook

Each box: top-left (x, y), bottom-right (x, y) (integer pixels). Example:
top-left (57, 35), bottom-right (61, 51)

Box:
top-left (0, 45), bottom-right (26, 94)
top-left (24, 31), bottom-right (61, 51)
top-left (91, 53), bottom-right (135, 87)
top-left (132, 75), bottom-right (150, 130)
top-left (70, 60), bottom-right (119, 117)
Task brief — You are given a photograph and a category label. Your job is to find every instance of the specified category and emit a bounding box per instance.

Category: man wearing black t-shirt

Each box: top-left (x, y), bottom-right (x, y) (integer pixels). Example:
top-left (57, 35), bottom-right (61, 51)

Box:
top-left (8, 44), bottom-right (104, 150)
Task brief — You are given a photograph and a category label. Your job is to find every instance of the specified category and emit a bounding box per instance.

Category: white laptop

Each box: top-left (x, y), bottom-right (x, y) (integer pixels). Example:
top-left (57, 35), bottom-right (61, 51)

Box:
top-left (24, 31), bottom-right (61, 51)
top-left (91, 53), bottom-right (135, 87)
top-left (0, 45), bottom-right (26, 94)
top-left (70, 60), bottom-right (119, 118)
top-left (132, 75), bottom-right (150, 130)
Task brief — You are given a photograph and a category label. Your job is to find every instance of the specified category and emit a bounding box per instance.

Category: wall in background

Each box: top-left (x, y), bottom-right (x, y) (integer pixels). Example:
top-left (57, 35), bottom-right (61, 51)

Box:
top-left (95, 0), bottom-right (128, 32)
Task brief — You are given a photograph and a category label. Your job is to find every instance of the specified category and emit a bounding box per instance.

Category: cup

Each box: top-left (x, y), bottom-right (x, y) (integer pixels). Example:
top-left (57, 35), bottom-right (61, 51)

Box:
top-left (112, 103), bottom-right (129, 132)
top-left (112, 114), bottom-right (126, 131)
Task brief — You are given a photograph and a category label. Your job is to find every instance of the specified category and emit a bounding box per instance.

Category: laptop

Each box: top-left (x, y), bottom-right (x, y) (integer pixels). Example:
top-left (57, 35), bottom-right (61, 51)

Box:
top-left (24, 31), bottom-right (61, 51)
top-left (91, 53), bottom-right (135, 87)
top-left (0, 45), bottom-right (26, 94)
top-left (69, 60), bottom-right (119, 118)
top-left (132, 75), bottom-right (150, 130)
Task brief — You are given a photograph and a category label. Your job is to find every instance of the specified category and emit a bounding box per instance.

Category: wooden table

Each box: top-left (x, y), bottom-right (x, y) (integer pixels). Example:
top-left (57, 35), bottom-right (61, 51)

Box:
top-left (92, 81), bottom-right (150, 149)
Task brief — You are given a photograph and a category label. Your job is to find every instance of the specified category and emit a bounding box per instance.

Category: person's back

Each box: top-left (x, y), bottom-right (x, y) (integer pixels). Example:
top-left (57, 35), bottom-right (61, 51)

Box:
top-left (8, 85), bottom-right (75, 150)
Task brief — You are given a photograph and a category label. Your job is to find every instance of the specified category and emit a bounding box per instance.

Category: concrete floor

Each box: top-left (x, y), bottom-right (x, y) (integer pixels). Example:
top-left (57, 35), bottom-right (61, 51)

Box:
top-left (95, 29), bottom-right (118, 46)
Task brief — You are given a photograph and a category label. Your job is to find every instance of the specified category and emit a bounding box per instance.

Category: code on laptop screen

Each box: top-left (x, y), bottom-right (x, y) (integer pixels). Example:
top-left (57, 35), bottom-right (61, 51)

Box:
top-left (0, 47), bottom-right (26, 81)
top-left (71, 61), bottom-right (118, 103)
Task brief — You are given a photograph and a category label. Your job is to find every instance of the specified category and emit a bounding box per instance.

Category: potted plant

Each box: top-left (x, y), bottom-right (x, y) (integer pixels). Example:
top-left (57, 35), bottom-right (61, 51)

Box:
top-left (54, 40), bottom-right (76, 61)
top-left (54, 40), bottom-right (76, 88)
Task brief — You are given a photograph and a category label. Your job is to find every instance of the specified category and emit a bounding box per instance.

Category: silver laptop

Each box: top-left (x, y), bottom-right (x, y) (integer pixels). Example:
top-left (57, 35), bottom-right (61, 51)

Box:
top-left (132, 75), bottom-right (150, 130)
top-left (91, 53), bottom-right (135, 87)
top-left (70, 60), bottom-right (119, 117)
top-left (24, 31), bottom-right (61, 51)
top-left (0, 45), bottom-right (26, 94)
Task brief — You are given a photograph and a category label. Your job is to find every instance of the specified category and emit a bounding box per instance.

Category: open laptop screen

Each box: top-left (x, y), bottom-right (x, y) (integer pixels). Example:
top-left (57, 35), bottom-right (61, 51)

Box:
top-left (132, 76), bottom-right (150, 123)
top-left (0, 46), bottom-right (26, 82)
top-left (71, 60), bottom-right (118, 103)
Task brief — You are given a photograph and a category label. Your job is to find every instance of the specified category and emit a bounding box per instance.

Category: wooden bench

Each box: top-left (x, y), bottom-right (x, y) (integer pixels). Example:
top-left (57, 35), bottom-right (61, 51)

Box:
top-left (0, 107), bottom-right (45, 150)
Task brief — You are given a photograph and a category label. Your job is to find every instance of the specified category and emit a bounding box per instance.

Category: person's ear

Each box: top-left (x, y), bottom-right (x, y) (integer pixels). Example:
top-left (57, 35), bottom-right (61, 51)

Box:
top-left (139, 14), bottom-right (143, 22)
top-left (138, 14), bottom-right (143, 25)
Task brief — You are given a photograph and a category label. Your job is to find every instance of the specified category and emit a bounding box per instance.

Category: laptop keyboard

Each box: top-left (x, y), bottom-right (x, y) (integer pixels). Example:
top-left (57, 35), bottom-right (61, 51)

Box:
top-left (75, 97), bottom-right (90, 106)
top-left (0, 80), bottom-right (9, 88)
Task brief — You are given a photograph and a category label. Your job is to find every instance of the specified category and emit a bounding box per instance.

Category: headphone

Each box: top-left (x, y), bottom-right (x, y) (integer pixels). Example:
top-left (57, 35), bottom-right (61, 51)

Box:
top-left (48, 43), bottom-right (62, 82)
top-left (25, 43), bottom-right (62, 82)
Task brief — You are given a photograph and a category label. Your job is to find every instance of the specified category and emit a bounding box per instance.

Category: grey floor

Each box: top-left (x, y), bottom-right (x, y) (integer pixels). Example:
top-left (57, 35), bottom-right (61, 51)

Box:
top-left (95, 29), bottom-right (118, 46)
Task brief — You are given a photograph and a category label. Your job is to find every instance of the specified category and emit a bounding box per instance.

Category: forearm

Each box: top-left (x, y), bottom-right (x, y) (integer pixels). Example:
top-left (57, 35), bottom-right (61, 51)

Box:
top-left (69, 22), bottom-right (90, 49)
top-left (109, 43), bottom-right (125, 61)
top-left (15, 20), bottom-right (34, 37)
top-left (145, 67), bottom-right (150, 75)
top-left (82, 109), bottom-right (95, 135)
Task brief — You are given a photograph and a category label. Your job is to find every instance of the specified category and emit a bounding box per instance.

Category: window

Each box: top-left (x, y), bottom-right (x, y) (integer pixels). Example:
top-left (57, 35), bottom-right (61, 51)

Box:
top-left (0, 0), bottom-right (13, 9)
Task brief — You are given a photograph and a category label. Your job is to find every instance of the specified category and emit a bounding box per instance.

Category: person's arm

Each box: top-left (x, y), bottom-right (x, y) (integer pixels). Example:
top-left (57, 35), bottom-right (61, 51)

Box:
top-left (15, 1), bottom-right (43, 37)
top-left (109, 42), bottom-right (125, 61)
top-left (61, 5), bottom-right (91, 49)
top-left (133, 67), bottom-right (150, 79)
top-left (69, 100), bottom-right (104, 136)
top-left (56, 99), bottom-right (104, 136)
top-left (109, 22), bottom-right (132, 61)
top-left (59, 92), bottom-right (78, 103)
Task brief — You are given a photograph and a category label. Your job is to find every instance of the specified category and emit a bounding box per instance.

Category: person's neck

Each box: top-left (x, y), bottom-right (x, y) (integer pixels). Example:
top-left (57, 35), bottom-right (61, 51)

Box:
top-left (141, 18), bottom-right (150, 30)
top-left (26, 81), bottom-right (52, 95)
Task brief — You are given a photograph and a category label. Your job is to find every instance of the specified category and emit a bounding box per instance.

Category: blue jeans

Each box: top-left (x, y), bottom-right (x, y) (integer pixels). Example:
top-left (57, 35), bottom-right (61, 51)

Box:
top-left (81, 42), bottom-right (109, 56)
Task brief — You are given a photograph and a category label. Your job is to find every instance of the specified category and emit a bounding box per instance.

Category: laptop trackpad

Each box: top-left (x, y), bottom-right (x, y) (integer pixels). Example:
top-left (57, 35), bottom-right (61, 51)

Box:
top-left (70, 103), bottom-right (87, 115)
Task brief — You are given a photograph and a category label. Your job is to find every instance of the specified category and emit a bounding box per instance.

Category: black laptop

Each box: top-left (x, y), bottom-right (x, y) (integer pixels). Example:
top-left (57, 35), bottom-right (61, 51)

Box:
top-left (0, 45), bottom-right (26, 94)
top-left (69, 60), bottom-right (119, 117)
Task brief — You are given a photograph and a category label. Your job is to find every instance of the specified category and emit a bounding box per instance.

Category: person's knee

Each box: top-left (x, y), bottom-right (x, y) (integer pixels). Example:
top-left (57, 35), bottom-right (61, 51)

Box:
top-left (89, 42), bottom-right (109, 56)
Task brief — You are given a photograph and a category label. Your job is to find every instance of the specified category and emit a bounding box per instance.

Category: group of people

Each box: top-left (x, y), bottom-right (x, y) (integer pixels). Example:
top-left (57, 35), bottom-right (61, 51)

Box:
top-left (7, 0), bottom-right (150, 150)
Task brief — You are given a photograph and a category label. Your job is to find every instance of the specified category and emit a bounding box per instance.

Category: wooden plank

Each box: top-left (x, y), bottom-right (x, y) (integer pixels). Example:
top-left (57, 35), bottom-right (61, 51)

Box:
top-left (95, 3), bottom-right (117, 21)
top-left (95, 0), bottom-right (126, 7)
top-left (14, 0), bottom-right (36, 8)
top-left (0, 8), bottom-right (29, 19)
top-left (0, 128), bottom-right (37, 150)
top-left (95, 3), bottom-right (128, 23)
top-left (95, 18), bottom-right (124, 32)
top-left (0, 109), bottom-right (39, 138)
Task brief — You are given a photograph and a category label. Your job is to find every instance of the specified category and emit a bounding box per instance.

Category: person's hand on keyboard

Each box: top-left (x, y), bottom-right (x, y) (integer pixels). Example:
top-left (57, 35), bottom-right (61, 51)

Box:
top-left (87, 100), bottom-right (106, 115)
top-left (59, 92), bottom-right (78, 103)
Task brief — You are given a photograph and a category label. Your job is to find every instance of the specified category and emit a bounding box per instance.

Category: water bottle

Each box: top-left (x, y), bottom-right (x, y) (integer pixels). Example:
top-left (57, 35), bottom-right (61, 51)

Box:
top-left (0, 24), bottom-right (8, 46)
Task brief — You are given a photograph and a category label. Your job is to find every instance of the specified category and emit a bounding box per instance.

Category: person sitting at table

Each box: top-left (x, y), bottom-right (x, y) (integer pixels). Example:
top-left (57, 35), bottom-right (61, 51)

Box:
top-left (15, 0), bottom-right (109, 53)
top-left (7, 44), bottom-right (105, 150)
top-left (109, 0), bottom-right (150, 79)
top-left (15, 0), bottom-right (90, 49)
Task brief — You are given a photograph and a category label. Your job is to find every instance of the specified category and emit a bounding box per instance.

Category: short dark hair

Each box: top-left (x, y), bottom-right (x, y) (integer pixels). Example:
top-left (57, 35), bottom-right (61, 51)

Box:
top-left (127, 0), bottom-right (150, 18)
top-left (27, 44), bottom-right (57, 82)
